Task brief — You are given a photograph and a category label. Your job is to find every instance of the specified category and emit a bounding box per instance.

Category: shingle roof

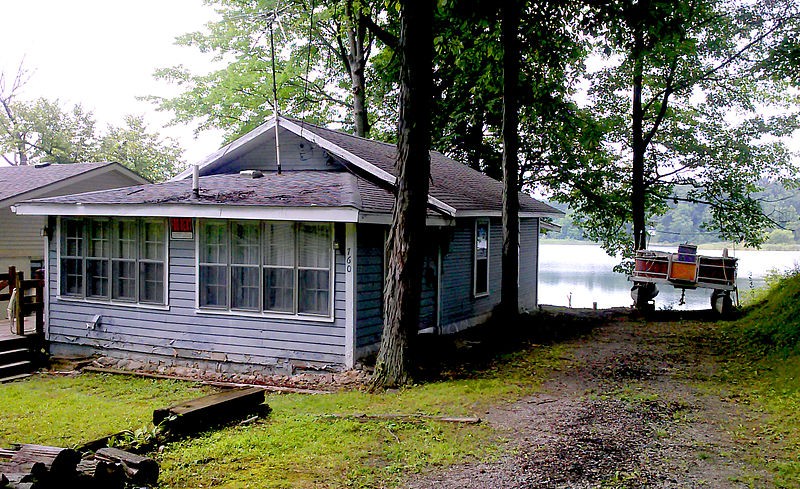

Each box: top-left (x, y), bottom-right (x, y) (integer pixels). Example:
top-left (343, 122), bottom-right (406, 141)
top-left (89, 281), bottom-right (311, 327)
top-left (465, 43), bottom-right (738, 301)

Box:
top-left (19, 120), bottom-right (562, 219)
top-left (285, 118), bottom-right (561, 216)
top-left (0, 162), bottom-right (115, 205)
top-left (28, 170), bottom-right (399, 213)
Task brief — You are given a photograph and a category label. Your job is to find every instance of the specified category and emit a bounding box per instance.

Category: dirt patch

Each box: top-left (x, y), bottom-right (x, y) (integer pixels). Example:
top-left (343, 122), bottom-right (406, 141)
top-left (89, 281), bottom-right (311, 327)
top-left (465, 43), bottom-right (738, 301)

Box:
top-left (406, 316), bottom-right (771, 488)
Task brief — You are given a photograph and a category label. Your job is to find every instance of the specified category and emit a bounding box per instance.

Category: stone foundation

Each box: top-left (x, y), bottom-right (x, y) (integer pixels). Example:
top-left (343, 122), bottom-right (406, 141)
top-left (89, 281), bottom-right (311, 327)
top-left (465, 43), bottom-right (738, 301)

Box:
top-left (48, 343), bottom-right (370, 390)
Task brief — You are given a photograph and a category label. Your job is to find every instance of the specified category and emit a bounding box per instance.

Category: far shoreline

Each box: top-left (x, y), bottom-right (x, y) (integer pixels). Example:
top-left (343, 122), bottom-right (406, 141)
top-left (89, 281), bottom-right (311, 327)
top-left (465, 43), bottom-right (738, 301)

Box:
top-left (540, 239), bottom-right (800, 252)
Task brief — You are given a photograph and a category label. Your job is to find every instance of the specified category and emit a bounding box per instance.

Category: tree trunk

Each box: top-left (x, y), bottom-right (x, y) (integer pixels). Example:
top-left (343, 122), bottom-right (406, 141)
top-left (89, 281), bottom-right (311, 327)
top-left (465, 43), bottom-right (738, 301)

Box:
top-left (500, 0), bottom-right (520, 317)
top-left (345, 0), bottom-right (370, 137)
top-left (631, 32), bottom-right (647, 251)
top-left (371, 0), bottom-right (434, 389)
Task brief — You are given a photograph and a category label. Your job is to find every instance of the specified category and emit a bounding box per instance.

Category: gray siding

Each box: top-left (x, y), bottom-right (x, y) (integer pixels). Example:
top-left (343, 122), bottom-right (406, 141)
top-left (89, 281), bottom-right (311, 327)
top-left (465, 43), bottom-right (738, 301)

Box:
top-left (47, 228), bottom-right (347, 368)
top-left (221, 129), bottom-right (338, 174)
top-left (355, 224), bottom-right (384, 348)
top-left (440, 218), bottom-right (502, 328)
top-left (519, 218), bottom-right (539, 310)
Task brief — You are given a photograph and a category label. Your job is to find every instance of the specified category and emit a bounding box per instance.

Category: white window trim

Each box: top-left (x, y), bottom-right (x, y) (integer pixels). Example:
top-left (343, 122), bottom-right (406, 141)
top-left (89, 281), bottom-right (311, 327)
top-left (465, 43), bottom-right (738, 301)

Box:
top-left (55, 216), bottom-right (169, 308)
top-left (195, 219), bottom-right (336, 320)
top-left (473, 218), bottom-right (490, 298)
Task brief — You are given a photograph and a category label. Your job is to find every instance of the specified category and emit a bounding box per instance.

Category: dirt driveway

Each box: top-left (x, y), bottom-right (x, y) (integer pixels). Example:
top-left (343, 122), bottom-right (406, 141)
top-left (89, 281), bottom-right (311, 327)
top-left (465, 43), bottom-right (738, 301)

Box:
top-left (407, 313), bottom-right (773, 488)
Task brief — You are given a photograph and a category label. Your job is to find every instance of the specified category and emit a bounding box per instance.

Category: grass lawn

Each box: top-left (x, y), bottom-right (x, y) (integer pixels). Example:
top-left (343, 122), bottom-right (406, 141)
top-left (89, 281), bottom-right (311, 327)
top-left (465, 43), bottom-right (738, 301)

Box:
top-left (153, 343), bottom-right (566, 489)
top-left (0, 342), bottom-right (566, 488)
top-left (0, 373), bottom-right (213, 447)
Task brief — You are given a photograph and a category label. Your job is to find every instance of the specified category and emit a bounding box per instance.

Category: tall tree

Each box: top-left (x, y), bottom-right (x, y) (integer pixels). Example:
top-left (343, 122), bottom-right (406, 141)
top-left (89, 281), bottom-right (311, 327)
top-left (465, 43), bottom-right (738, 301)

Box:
top-left (548, 0), bottom-right (800, 258)
top-left (500, 0), bottom-right (521, 317)
top-left (150, 0), bottom-right (397, 141)
top-left (371, 0), bottom-right (434, 389)
top-left (0, 70), bottom-right (185, 180)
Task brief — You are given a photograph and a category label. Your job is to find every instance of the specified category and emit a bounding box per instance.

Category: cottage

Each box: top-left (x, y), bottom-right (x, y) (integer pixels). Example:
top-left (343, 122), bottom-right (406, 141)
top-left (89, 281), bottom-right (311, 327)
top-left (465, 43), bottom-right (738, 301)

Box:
top-left (12, 117), bottom-right (562, 374)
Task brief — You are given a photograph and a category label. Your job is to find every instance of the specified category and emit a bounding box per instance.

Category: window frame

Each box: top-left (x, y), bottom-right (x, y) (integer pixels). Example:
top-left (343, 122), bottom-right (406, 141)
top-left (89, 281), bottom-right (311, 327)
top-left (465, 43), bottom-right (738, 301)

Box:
top-left (473, 218), bottom-right (490, 298)
top-left (57, 216), bottom-right (169, 308)
top-left (195, 219), bottom-right (335, 321)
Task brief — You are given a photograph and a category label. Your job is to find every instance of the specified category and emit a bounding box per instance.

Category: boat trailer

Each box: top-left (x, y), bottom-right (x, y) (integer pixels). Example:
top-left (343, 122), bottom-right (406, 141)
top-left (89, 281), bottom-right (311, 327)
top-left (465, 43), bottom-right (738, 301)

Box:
top-left (629, 245), bottom-right (738, 315)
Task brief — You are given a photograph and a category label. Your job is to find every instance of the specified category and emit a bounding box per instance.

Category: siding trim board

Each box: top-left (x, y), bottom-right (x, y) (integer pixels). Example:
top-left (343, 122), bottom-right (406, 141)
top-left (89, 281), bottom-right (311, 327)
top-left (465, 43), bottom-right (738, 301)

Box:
top-left (16, 203), bottom-right (360, 223)
top-left (344, 223), bottom-right (356, 368)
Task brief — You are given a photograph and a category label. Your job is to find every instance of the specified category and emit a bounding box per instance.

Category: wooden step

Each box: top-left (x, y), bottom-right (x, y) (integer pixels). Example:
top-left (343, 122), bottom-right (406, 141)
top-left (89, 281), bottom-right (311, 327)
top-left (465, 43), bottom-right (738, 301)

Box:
top-left (0, 360), bottom-right (34, 380)
top-left (0, 347), bottom-right (30, 365)
top-left (0, 336), bottom-right (30, 353)
top-left (0, 372), bottom-right (31, 384)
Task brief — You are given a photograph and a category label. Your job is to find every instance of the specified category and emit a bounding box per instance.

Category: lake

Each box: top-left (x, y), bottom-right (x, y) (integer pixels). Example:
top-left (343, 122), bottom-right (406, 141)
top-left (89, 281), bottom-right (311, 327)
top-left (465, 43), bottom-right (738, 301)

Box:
top-left (538, 243), bottom-right (800, 310)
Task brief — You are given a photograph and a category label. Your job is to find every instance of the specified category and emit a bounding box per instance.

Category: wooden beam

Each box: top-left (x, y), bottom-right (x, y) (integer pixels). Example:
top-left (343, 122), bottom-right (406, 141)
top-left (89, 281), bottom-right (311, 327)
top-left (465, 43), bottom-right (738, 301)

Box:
top-left (153, 387), bottom-right (269, 434)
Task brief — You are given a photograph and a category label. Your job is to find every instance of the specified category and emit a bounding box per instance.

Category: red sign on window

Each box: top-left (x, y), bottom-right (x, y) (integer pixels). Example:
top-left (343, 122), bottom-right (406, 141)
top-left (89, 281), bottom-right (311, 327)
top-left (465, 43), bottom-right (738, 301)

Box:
top-left (170, 218), bottom-right (194, 240)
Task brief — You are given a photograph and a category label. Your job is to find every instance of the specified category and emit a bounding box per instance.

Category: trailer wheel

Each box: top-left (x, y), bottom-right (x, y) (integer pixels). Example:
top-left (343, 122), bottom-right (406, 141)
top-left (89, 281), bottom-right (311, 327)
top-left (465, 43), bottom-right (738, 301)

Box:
top-left (711, 290), bottom-right (733, 317)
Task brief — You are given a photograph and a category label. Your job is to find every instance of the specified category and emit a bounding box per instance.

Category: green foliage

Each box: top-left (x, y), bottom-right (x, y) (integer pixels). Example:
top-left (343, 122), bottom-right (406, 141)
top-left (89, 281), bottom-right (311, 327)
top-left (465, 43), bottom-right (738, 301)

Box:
top-left (99, 115), bottom-right (186, 181)
top-left (726, 266), bottom-right (800, 355)
top-left (107, 422), bottom-right (167, 452)
top-left (549, 179), bottom-right (800, 247)
top-left (547, 0), bottom-right (800, 257)
top-left (0, 95), bottom-right (185, 181)
top-left (149, 0), bottom-right (395, 142)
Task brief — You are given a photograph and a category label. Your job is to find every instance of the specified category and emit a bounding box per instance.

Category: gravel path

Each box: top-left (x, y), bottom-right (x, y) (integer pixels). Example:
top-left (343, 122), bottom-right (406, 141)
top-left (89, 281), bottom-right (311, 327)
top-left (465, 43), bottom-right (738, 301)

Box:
top-left (406, 316), bottom-right (771, 488)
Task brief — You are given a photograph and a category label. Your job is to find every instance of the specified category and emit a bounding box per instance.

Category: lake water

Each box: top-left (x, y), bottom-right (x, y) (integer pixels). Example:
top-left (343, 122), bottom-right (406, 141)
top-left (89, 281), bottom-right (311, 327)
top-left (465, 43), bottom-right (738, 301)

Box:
top-left (538, 243), bottom-right (800, 310)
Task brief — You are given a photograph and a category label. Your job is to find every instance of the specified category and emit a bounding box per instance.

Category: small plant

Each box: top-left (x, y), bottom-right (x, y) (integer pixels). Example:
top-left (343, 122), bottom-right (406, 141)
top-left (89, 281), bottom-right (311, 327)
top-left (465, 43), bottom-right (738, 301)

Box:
top-left (108, 416), bottom-right (174, 452)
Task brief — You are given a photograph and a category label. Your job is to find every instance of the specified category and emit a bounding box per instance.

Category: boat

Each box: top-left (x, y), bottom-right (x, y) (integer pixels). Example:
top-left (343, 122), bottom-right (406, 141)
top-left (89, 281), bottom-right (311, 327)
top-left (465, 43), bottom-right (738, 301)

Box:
top-left (629, 244), bottom-right (738, 315)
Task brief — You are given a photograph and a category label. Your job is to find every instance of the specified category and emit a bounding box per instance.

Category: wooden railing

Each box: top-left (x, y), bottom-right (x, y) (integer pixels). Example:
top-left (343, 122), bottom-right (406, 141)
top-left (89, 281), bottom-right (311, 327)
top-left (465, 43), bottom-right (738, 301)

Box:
top-left (0, 266), bottom-right (44, 336)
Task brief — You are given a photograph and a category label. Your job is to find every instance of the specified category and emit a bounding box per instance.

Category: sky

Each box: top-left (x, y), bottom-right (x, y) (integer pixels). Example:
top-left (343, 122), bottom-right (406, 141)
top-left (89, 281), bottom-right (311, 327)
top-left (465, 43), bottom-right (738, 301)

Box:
top-left (1, 0), bottom-right (224, 165)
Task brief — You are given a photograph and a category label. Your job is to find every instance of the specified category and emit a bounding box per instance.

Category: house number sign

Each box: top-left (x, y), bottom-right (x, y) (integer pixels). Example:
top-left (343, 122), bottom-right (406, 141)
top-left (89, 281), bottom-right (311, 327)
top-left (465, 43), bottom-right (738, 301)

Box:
top-left (170, 217), bottom-right (194, 240)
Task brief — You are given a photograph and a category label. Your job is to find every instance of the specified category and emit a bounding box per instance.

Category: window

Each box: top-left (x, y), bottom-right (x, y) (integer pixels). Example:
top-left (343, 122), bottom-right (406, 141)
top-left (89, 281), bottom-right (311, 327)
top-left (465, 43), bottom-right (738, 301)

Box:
top-left (139, 221), bottom-right (166, 304)
top-left (297, 223), bottom-right (332, 315)
top-left (474, 219), bottom-right (489, 296)
top-left (198, 220), bottom-right (333, 317)
top-left (199, 221), bottom-right (227, 308)
top-left (87, 220), bottom-right (110, 298)
top-left (60, 219), bottom-right (84, 296)
top-left (60, 217), bottom-right (167, 305)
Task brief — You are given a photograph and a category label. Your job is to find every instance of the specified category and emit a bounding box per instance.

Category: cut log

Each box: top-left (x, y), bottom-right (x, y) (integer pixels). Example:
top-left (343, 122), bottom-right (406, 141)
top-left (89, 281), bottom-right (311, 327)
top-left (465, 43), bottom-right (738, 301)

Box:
top-left (153, 386), bottom-right (269, 434)
top-left (95, 447), bottom-right (158, 485)
top-left (324, 413), bottom-right (482, 424)
top-left (11, 445), bottom-right (80, 476)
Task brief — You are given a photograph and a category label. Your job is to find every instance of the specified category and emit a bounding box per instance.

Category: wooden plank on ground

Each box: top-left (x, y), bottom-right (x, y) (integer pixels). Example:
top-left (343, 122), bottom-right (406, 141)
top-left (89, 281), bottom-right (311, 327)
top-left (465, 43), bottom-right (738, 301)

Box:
top-left (153, 386), bottom-right (269, 434)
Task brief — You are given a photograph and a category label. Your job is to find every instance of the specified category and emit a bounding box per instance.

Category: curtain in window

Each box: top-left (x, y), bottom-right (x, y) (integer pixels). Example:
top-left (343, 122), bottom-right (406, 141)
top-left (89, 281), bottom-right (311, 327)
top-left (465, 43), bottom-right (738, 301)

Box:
top-left (475, 220), bottom-right (489, 295)
top-left (263, 222), bottom-right (295, 312)
top-left (297, 223), bottom-right (331, 315)
top-left (231, 221), bottom-right (260, 310)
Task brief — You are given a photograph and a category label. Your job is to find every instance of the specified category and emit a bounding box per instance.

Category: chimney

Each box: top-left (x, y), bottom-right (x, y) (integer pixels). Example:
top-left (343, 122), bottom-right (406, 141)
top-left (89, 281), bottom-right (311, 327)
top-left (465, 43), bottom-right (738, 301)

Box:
top-left (192, 165), bottom-right (200, 197)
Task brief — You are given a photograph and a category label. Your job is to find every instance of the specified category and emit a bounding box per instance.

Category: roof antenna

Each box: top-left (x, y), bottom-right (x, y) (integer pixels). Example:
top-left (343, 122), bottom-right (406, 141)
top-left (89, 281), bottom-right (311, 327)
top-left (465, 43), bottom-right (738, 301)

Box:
top-left (270, 15), bottom-right (282, 175)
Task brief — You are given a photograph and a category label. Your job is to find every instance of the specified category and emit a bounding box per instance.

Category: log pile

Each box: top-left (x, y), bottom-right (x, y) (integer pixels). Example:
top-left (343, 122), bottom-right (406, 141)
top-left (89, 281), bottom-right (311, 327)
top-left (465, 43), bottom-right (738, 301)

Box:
top-left (0, 444), bottom-right (157, 489)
